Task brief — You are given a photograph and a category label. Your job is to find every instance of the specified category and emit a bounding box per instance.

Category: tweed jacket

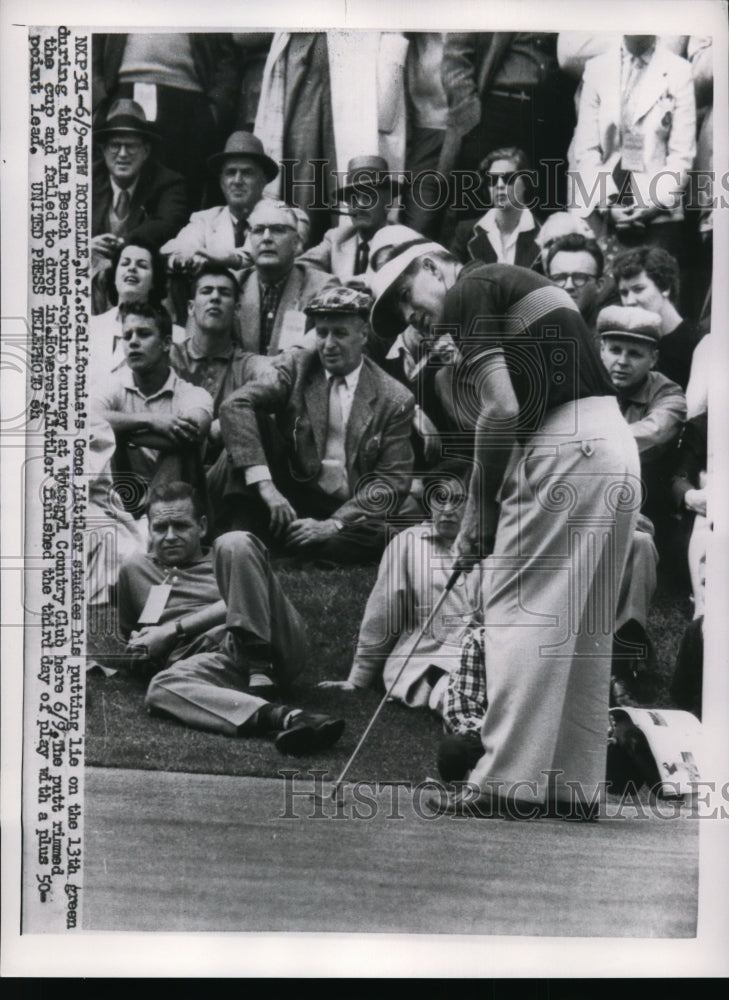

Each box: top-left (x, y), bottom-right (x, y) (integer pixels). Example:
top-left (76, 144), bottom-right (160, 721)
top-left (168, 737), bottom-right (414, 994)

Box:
top-left (219, 350), bottom-right (415, 524)
top-left (237, 263), bottom-right (339, 355)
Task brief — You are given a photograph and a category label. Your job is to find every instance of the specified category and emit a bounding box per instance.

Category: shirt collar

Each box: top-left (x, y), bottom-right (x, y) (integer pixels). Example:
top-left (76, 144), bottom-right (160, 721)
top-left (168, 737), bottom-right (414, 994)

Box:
top-left (620, 373), bottom-right (653, 405)
top-left (110, 176), bottom-right (139, 203)
top-left (228, 207), bottom-right (248, 228)
top-left (621, 40), bottom-right (656, 69)
top-left (386, 333), bottom-right (409, 361)
top-left (386, 332), bottom-right (428, 380)
top-left (478, 207), bottom-right (536, 239)
top-left (328, 359), bottom-right (364, 392)
top-left (418, 523), bottom-right (459, 553)
top-left (258, 272), bottom-right (289, 294)
top-left (121, 364), bottom-right (178, 399)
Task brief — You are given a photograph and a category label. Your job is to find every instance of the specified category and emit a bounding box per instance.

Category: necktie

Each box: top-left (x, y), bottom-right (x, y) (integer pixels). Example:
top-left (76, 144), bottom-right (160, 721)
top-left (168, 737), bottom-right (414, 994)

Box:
top-left (110, 187), bottom-right (131, 236)
top-left (234, 218), bottom-right (247, 248)
top-left (114, 187), bottom-right (130, 222)
top-left (354, 240), bottom-right (370, 276)
top-left (259, 283), bottom-right (280, 354)
top-left (621, 54), bottom-right (646, 129)
top-left (317, 376), bottom-right (349, 497)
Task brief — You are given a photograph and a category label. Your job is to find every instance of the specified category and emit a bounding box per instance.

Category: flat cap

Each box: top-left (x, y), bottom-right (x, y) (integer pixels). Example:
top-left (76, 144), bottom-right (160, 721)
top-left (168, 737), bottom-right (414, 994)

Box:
top-left (597, 305), bottom-right (662, 344)
top-left (305, 285), bottom-right (374, 318)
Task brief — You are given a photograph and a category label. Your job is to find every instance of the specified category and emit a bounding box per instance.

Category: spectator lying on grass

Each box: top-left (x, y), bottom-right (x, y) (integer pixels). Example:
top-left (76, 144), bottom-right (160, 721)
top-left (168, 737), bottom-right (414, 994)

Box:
top-left (118, 480), bottom-right (345, 754)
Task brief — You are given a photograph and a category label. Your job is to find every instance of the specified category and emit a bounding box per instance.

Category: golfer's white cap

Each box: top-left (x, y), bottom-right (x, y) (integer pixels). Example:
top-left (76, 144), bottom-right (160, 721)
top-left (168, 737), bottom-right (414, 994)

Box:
top-left (369, 240), bottom-right (447, 340)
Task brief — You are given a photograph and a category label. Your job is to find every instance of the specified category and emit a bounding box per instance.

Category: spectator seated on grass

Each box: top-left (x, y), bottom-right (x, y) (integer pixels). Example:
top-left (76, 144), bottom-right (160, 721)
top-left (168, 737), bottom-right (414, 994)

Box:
top-left (210, 285), bottom-right (416, 565)
top-left (118, 480), bottom-right (345, 752)
top-left (318, 469), bottom-right (480, 713)
top-left (90, 302), bottom-right (213, 518)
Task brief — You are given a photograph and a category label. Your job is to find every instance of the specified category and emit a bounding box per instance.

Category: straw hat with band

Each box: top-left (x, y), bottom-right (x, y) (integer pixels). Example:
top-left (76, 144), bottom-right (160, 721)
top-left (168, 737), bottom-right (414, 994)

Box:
top-left (207, 131), bottom-right (279, 184)
top-left (369, 240), bottom-right (448, 340)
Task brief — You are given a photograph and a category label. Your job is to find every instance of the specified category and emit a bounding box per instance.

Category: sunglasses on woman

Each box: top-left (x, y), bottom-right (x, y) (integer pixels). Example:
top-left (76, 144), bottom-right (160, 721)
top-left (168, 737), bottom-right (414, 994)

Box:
top-left (483, 172), bottom-right (520, 187)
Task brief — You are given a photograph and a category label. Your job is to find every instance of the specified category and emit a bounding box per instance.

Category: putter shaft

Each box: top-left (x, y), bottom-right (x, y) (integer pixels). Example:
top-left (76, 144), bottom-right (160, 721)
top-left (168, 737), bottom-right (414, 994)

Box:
top-left (330, 567), bottom-right (463, 798)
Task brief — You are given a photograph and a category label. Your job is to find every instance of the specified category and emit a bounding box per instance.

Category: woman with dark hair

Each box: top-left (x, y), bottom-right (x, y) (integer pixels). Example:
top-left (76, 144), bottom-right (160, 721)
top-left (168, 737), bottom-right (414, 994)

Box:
top-left (450, 146), bottom-right (541, 268)
top-left (90, 238), bottom-right (184, 374)
top-left (612, 245), bottom-right (704, 390)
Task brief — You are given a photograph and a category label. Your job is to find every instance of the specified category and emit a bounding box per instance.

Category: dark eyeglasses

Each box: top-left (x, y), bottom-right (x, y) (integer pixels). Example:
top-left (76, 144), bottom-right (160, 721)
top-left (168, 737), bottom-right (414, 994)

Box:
top-left (484, 172), bottom-right (520, 187)
top-left (551, 272), bottom-right (597, 288)
top-left (249, 224), bottom-right (297, 238)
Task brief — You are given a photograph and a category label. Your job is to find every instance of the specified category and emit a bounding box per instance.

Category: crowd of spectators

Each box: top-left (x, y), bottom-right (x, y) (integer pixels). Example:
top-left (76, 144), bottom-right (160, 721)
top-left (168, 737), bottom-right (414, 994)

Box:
top-left (88, 31), bottom-right (712, 775)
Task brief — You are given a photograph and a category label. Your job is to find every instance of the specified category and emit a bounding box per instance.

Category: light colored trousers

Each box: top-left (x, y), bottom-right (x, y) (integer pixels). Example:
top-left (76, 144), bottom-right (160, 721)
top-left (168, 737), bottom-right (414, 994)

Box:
top-left (145, 533), bottom-right (305, 735)
top-left (469, 396), bottom-right (641, 805)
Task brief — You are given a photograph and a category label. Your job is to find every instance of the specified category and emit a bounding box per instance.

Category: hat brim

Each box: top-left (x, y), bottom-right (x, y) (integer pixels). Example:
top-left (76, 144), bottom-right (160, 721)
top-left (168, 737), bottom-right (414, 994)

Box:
top-left (369, 241), bottom-right (446, 341)
top-left (207, 150), bottom-right (279, 184)
top-left (93, 123), bottom-right (158, 142)
top-left (599, 329), bottom-right (660, 344)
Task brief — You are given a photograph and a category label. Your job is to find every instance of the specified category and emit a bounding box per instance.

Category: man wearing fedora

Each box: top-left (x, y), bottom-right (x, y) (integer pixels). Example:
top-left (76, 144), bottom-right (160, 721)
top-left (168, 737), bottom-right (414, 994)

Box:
top-left (162, 132), bottom-right (278, 276)
top-left (299, 155), bottom-right (402, 281)
top-left (92, 32), bottom-right (240, 209)
top-left (92, 100), bottom-right (189, 267)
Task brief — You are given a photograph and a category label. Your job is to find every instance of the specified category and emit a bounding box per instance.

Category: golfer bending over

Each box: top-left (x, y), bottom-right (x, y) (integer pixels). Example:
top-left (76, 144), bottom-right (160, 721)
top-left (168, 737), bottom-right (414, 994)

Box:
top-left (319, 469), bottom-right (480, 716)
top-left (370, 249), bottom-right (641, 816)
top-left (118, 480), bottom-right (345, 753)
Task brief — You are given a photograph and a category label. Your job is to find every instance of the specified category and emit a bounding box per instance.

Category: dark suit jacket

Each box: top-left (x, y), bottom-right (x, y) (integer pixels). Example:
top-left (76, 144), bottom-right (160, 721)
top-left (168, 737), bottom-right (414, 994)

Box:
top-left (219, 351), bottom-right (415, 524)
top-left (450, 218), bottom-right (541, 269)
top-left (92, 158), bottom-right (189, 249)
top-left (92, 33), bottom-right (241, 131)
